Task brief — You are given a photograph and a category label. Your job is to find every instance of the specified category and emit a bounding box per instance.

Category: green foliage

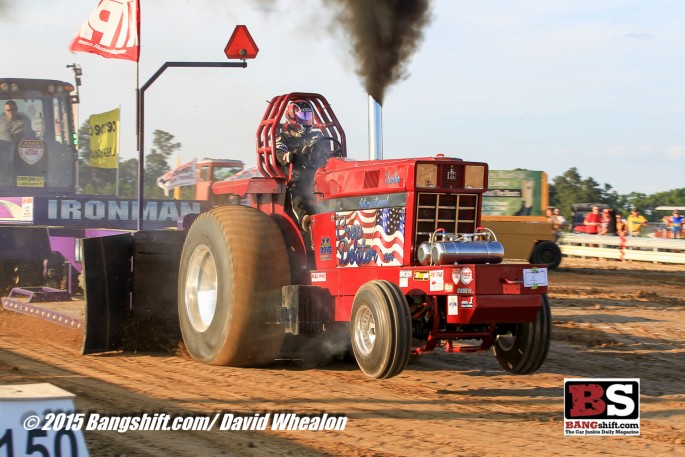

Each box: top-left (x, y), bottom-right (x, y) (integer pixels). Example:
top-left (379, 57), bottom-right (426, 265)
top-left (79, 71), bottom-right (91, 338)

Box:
top-left (77, 125), bottom-right (183, 200)
top-left (178, 186), bottom-right (196, 200)
top-left (625, 188), bottom-right (685, 220)
top-left (549, 167), bottom-right (685, 221)
top-left (549, 167), bottom-right (601, 217)
top-left (117, 158), bottom-right (139, 198)
top-left (144, 129), bottom-right (181, 199)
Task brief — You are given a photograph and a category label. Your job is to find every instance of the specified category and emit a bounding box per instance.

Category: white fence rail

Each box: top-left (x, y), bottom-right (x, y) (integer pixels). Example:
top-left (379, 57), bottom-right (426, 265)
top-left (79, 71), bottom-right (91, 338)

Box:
top-left (557, 233), bottom-right (685, 264)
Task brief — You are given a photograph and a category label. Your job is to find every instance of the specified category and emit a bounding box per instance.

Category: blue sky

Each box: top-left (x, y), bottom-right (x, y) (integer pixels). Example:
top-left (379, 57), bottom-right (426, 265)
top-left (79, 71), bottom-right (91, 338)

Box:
top-left (3, 0), bottom-right (684, 194)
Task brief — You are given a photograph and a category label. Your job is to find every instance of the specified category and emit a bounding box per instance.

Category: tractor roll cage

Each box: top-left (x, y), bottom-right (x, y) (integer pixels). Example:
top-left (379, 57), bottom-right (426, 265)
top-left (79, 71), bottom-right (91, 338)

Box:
top-left (256, 92), bottom-right (347, 180)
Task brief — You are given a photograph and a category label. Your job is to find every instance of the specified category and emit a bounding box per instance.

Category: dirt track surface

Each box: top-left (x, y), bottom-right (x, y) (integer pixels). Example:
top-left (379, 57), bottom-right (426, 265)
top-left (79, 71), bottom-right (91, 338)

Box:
top-left (1, 258), bottom-right (684, 456)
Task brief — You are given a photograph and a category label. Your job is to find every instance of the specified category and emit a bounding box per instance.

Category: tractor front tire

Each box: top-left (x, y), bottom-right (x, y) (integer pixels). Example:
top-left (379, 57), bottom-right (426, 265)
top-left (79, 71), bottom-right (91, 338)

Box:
top-left (178, 206), bottom-right (289, 367)
top-left (493, 294), bottom-right (551, 374)
top-left (350, 280), bottom-right (411, 379)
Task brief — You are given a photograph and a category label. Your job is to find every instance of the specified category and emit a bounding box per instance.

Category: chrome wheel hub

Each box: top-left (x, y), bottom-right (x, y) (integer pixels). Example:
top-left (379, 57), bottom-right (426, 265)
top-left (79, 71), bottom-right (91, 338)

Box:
top-left (185, 244), bottom-right (218, 332)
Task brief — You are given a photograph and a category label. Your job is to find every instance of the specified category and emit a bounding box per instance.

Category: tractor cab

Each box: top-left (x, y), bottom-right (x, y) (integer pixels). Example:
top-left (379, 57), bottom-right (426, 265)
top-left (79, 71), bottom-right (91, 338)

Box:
top-left (0, 78), bottom-right (77, 195)
top-left (195, 158), bottom-right (244, 200)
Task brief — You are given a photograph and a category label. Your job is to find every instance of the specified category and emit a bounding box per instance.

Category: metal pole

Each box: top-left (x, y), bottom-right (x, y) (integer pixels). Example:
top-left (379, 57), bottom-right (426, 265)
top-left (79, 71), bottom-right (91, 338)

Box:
top-left (136, 86), bottom-right (143, 230)
top-left (67, 63), bottom-right (82, 191)
top-left (368, 95), bottom-right (383, 160)
top-left (135, 61), bottom-right (247, 230)
top-left (116, 105), bottom-right (121, 197)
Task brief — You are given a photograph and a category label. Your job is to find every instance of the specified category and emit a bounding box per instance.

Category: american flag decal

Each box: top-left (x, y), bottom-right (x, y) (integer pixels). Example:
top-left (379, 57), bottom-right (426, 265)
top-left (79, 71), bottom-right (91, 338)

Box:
top-left (336, 208), bottom-right (405, 267)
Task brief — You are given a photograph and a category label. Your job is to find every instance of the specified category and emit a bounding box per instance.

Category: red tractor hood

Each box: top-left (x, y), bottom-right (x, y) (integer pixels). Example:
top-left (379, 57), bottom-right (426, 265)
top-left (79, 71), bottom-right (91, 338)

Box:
top-left (314, 156), bottom-right (469, 199)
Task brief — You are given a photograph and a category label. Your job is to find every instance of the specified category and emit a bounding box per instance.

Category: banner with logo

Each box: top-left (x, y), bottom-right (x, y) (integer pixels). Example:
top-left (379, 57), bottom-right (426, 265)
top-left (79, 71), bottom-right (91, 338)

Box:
top-left (70, 0), bottom-right (140, 61)
top-left (88, 108), bottom-right (119, 169)
top-left (157, 159), bottom-right (197, 191)
top-left (482, 170), bottom-right (547, 217)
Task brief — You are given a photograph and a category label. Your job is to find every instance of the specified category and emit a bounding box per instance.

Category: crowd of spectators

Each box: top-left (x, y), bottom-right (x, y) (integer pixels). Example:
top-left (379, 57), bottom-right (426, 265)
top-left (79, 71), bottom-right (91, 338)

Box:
top-left (552, 205), bottom-right (685, 239)
top-left (551, 206), bottom-right (650, 237)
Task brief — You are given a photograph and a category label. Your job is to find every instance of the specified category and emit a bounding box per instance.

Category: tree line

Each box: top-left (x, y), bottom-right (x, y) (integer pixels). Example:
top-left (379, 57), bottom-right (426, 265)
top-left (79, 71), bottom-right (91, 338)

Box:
top-left (549, 167), bottom-right (685, 221)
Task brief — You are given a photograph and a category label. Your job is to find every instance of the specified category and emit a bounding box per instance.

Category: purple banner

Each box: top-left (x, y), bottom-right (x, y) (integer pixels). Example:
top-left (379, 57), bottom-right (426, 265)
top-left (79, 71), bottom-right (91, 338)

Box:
top-left (26, 196), bottom-right (209, 230)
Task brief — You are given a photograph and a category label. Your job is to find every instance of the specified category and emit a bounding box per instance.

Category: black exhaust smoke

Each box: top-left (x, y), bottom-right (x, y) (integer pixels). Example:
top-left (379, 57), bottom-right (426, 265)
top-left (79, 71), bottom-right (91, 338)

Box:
top-left (325, 0), bottom-right (433, 105)
top-left (253, 1), bottom-right (433, 159)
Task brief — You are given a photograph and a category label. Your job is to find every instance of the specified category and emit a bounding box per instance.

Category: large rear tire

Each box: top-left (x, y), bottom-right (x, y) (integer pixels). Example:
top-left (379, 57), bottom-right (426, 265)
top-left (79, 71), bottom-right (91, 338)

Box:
top-left (493, 294), bottom-right (551, 374)
top-left (350, 280), bottom-right (411, 379)
top-left (178, 206), bottom-right (289, 367)
top-left (530, 240), bottom-right (562, 270)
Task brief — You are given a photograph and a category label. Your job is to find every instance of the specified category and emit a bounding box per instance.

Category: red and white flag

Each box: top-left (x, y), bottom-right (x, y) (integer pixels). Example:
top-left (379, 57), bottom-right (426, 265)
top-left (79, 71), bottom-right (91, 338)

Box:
top-left (157, 159), bottom-right (198, 192)
top-left (70, 0), bottom-right (140, 62)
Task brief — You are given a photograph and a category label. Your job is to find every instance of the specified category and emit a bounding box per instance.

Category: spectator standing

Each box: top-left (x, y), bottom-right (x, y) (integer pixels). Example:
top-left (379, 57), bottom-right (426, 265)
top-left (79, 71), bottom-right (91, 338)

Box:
top-left (553, 208), bottom-right (568, 229)
top-left (602, 209), bottom-right (617, 236)
top-left (666, 209), bottom-right (684, 239)
top-left (550, 208), bottom-right (567, 240)
top-left (626, 209), bottom-right (649, 237)
top-left (583, 206), bottom-right (602, 234)
top-left (616, 214), bottom-right (628, 237)
top-left (598, 208), bottom-right (612, 235)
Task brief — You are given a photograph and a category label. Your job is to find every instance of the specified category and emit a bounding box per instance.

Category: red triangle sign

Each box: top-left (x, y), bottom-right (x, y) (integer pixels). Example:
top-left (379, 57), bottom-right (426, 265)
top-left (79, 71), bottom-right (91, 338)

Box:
top-left (224, 25), bottom-right (259, 60)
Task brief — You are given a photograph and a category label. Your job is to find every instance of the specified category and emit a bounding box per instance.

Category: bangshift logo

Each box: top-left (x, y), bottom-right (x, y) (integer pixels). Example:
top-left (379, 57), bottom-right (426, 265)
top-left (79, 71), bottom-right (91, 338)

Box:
top-left (563, 378), bottom-right (640, 436)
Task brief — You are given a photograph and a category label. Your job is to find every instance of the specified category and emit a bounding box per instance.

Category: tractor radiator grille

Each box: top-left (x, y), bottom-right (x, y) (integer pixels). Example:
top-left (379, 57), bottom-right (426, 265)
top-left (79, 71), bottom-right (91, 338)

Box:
top-left (414, 193), bottom-right (479, 260)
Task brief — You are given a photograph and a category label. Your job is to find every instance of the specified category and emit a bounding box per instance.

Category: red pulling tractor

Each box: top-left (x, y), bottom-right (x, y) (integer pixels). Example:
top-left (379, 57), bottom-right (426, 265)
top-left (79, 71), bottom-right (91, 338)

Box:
top-left (86, 93), bottom-right (551, 379)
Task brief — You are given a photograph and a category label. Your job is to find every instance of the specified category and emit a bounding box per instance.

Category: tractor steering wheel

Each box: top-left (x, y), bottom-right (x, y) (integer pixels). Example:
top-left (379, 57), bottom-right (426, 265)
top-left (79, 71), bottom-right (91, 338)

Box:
top-left (302, 136), bottom-right (343, 169)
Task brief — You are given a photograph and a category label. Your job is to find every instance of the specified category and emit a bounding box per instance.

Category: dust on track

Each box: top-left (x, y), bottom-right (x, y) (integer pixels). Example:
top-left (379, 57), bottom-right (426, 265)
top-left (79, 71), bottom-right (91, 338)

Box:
top-left (1, 257), bottom-right (683, 456)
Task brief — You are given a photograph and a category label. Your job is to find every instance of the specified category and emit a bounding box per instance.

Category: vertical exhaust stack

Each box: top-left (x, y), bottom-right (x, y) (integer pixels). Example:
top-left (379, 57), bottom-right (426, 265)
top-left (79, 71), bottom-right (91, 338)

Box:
top-left (368, 95), bottom-right (383, 160)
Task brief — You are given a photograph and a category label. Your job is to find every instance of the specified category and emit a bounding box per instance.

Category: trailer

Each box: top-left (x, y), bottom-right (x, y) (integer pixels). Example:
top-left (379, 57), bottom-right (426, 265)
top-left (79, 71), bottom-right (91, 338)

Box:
top-left (481, 169), bottom-right (562, 269)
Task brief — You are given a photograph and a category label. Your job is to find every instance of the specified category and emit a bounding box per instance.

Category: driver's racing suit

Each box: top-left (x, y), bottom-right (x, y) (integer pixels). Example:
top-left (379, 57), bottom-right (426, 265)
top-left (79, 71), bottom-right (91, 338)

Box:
top-left (276, 125), bottom-right (323, 226)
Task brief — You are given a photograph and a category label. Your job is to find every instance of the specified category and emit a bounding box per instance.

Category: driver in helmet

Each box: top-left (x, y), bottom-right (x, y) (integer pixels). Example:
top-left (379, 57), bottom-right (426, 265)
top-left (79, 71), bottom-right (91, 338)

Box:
top-left (276, 100), bottom-right (324, 232)
top-left (276, 100), bottom-right (323, 173)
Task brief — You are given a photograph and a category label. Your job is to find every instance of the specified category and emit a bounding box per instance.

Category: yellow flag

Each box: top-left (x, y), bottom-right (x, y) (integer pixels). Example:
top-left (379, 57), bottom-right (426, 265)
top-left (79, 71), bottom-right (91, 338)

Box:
top-left (88, 108), bottom-right (119, 168)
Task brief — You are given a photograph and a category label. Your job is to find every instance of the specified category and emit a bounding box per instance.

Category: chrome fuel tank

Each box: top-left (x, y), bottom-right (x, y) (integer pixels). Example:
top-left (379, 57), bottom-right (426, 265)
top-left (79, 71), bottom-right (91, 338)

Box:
top-left (417, 242), bottom-right (433, 266)
top-left (430, 240), bottom-right (504, 265)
